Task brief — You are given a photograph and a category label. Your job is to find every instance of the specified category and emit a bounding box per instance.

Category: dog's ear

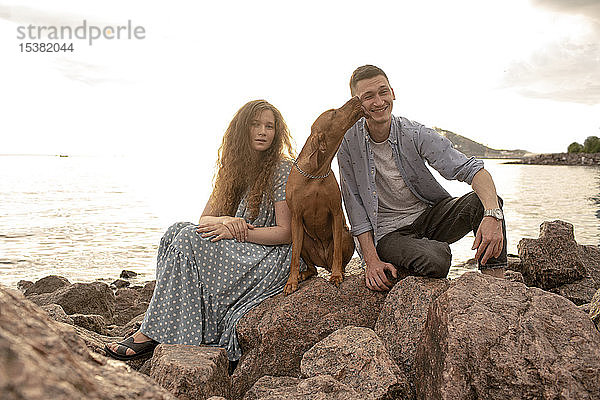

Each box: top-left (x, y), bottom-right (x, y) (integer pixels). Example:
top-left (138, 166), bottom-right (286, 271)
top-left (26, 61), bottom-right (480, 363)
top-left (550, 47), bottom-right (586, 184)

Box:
top-left (309, 135), bottom-right (320, 171)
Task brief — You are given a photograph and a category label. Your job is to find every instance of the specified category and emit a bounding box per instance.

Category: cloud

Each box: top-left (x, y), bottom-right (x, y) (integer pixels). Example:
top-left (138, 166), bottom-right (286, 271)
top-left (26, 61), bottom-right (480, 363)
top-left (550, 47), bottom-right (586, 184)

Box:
top-left (502, 0), bottom-right (600, 105)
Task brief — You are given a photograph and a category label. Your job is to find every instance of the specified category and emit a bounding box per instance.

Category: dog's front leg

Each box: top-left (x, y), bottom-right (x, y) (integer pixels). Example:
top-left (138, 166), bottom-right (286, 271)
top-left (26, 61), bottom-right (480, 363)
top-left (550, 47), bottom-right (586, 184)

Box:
top-left (284, 212), bottom-right (304, 295)
top-left (330, 211), bottom-right (344, 286)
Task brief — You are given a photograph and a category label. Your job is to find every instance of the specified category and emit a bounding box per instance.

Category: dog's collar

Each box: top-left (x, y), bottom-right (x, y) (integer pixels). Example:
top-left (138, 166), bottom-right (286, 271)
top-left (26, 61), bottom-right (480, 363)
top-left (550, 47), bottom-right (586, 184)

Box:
top-left (292, 159), bottom-right (331, 179)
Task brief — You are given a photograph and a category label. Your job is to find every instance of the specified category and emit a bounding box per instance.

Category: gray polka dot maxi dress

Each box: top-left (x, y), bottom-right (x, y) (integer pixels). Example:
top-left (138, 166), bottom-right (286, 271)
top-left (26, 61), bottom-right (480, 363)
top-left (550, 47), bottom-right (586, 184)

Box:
top-left (140, 160), bottom-right (295, 361)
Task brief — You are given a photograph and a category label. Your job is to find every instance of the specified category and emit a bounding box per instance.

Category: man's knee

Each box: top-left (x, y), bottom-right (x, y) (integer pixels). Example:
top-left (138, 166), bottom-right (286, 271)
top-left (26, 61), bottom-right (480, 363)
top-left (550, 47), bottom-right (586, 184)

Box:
top-left (413, 242), bottom-right (451, 278)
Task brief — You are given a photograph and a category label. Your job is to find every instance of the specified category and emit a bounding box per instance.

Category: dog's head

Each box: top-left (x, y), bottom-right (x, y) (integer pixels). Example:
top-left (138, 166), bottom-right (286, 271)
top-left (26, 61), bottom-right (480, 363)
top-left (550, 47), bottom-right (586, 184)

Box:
top-left (309, 97), bottom-right (364, 168)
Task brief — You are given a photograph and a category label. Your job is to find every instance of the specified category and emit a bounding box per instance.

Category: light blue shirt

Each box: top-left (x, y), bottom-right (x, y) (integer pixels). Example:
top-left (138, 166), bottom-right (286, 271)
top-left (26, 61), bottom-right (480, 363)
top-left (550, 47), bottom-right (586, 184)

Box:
top-left (337, 115), bottom-right (484, 245)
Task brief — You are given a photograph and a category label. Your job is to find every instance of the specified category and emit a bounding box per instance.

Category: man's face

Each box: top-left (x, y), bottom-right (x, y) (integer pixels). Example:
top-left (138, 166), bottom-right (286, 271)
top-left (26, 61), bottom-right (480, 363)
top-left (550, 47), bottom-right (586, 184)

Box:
top-left (354, 75), bottom-right (395, 125)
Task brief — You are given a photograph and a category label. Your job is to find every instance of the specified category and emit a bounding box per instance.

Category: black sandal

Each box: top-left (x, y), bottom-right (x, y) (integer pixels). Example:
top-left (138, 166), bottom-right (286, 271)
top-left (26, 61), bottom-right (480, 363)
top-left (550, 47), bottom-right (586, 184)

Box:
top-left (104, 336), bottom-right (159, 361)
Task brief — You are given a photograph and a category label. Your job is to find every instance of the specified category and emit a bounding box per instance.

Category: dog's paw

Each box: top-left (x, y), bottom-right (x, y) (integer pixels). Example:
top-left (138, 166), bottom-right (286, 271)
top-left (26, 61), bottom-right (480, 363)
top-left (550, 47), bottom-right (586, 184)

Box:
top-left (283, 280), bottom-right (298, 295)
top-left (299, 269), bottom-right (317, 282)
top-left (329, 274), bottom-right (344, 287)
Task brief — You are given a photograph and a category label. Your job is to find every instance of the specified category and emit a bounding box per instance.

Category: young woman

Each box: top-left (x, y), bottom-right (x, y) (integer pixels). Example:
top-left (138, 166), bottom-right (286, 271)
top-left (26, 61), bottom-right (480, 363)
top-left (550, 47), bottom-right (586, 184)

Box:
top-left (106, 100), bottom-right (297, 364)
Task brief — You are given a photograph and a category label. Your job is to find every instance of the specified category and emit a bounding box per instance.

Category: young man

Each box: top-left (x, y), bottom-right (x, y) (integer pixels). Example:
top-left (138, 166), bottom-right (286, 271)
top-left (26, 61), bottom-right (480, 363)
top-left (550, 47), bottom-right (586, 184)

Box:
top-left (338, 65), bottom-right (506, 291)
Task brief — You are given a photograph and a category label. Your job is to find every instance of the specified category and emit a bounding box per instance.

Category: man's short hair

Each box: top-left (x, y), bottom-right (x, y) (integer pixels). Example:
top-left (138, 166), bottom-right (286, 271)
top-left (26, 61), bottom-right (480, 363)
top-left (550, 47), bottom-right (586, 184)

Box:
top-left (349, 65), bottom-right (390, 96)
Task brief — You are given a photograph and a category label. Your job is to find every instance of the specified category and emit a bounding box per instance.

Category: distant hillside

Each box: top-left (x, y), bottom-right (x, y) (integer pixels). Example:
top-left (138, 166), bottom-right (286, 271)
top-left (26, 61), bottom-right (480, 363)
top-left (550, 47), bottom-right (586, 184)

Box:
top-left (434, 127), bottom-right (529, 159)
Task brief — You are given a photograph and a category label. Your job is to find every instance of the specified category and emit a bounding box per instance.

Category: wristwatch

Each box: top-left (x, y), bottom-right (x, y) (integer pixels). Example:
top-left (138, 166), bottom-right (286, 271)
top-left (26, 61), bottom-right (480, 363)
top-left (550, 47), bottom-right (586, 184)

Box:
top-left (483, 208), bottom-right (504, 220)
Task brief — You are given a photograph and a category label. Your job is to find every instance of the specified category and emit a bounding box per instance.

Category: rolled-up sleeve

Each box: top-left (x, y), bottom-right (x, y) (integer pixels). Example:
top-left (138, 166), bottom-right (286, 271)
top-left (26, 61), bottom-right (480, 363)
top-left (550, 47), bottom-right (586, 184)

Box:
top-left (417, 126), bottom-right (484, 184)
top-left (338, 139), bottom-right (373, 236)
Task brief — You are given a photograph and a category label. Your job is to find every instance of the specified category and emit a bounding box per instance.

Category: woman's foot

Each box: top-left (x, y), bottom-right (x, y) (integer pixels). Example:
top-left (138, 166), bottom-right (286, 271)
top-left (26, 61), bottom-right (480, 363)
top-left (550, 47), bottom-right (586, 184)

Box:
top-left (105, 331), bottom-right (159, 361)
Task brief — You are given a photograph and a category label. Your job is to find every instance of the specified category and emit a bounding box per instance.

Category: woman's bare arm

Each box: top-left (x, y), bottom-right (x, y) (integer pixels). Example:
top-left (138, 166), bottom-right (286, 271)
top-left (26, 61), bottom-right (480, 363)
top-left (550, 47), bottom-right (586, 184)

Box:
top-left (245, 200), bottom-right (292, 245)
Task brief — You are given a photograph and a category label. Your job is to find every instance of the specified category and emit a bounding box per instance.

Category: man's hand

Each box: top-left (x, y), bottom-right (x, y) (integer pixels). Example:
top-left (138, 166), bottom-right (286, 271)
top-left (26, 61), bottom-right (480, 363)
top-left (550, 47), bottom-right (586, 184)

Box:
top-left (472, 217), bottom-right (503, 265)
top-left (365, 258), bottom-right (397, 291)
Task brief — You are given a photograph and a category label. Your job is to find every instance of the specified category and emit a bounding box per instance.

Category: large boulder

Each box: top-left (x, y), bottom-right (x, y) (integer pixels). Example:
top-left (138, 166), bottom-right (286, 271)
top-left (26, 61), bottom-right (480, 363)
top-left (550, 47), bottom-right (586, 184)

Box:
top-left (150, 344), bottom-right (231, 400)
top-left (41, 303), bottom-right (74, 324)
top-left (70, 313), bottom-right (109, 335)
top-left (242, 375), bottom-right (361, 400)
top-left (24, 275), bottom-right (71, 296)
top-left (414, 272), bottom-right (600, 399)
top-left (301, 326), bottom-right (410, 399)
top-left (549, 277), bottom-right (598, 306)
top-left (27, 282), bottom-right (116, 321)
top-left (0, 285), bottom-right (175, 399)
top-left (517, 220), bottom-right (586, 289)
top-left (374, 275), bottom-right (449, 394)
top-left (232, 274), bottom-right (387, 399)
top-left (579, 244), bottom-right (600, 286)
top-left (113, 287), bottom-right (151, 326)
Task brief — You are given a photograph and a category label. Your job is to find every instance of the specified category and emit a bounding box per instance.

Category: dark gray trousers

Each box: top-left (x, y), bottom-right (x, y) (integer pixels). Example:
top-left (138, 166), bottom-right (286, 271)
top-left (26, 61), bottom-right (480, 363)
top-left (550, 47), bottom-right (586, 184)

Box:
top-left (376, 192), bottom-right (507, 278)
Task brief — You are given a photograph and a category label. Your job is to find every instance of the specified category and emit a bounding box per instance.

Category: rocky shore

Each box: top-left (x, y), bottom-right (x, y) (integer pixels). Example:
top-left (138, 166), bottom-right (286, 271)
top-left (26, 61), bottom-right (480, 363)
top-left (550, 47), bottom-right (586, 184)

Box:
top-left (507, 152), bottom-right (600, 166)
top-left (2, 220), bottom-right (600, 399)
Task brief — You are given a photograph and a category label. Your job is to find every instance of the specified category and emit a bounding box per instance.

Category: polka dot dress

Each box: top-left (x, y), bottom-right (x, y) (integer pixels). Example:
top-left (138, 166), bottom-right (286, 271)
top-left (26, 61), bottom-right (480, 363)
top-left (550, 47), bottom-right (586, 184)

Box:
top-left (140, 160), bottom-right (295, 361)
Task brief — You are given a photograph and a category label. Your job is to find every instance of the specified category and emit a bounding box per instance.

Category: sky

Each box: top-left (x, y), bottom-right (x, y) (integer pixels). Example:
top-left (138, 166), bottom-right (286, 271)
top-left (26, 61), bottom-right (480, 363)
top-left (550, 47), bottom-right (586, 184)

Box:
top-left (1, 0), bottom-right (599, 162)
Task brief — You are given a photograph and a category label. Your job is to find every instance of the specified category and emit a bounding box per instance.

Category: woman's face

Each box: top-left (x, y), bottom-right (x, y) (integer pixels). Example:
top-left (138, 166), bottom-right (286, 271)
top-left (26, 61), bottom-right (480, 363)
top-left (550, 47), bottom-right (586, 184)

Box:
top-left (249, 109), bottom-right (276, 152)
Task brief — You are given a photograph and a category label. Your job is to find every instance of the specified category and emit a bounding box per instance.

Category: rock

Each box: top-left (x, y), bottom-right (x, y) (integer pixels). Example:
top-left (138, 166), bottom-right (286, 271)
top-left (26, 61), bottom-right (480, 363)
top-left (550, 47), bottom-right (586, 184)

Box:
top-left (112, 279), bottom-right (130, 289)
top-left (150, 344), bottom-right (231, 400)
top-left (242, 375), bottom-right (361, 400)
top-left (207, 397), bottom-right (227, 400)
top-left (517, 220), bottom-right (586, 289)
top-left (28, 282), bottom-right (116, 321)
top-left (232, 274), bottom-right (387, 400)
top-left (414, 272), bottom-right (600, 399)
top-left (24, 275), bottom-right (71, 296)
top-left (301, 326), bottom-right (410, 399)
top-left (550, 277), bottom-right (598, 305)
top-left (590, 288), bottom-right (600, 330)
top-left (504, 270), bottom-right (524, 283)
top-left (120, 270), bottom-right (138, 279)
top-left (70, 313), bottom-right (108, 335)
top-left (107, 312), bottom-right (145, 338)
top-left (113, 287), bottom-right (150, 326)
top-left (506, 254), bottom-right (521, 271)
top-left (374, 275), bottom-right (449, 394)
top-left (0, 285), bottom-right (176, 399)
top-left (41, 303), bottom-right (74, 324)
top-left (17, 279), bottom-right (33, 292)
top-left (579, 303), bottom-right (591, 314)
top-left (579, 244), bottom-right (600, 287)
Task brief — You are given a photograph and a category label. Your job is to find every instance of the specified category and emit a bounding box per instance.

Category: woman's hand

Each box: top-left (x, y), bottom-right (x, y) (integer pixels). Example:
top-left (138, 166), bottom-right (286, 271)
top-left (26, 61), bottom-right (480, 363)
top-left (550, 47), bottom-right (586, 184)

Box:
top-left (220, 216), bottom-right (254, 242)
top-left (196, 222), bottom-right (234, 242)
top-left (196, 217), bottom-right (255, 242)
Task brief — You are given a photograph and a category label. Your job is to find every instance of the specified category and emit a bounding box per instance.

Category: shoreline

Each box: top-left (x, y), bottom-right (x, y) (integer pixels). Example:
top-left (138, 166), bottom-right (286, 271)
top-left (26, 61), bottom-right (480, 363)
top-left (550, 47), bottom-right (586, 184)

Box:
top-left (505, 152), bottom-right (600, 166)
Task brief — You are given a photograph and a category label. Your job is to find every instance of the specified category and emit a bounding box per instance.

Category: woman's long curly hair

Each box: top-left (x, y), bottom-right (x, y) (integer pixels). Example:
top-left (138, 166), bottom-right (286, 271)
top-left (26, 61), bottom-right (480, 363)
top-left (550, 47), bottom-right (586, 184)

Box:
top-left (210, 100), bottom-right (296, 219)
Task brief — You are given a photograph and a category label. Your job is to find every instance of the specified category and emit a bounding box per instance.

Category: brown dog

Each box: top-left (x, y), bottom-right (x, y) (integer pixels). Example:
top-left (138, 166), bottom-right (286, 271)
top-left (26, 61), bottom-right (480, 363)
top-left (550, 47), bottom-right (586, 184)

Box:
top-left (283, 97), bottom-right (364, 295)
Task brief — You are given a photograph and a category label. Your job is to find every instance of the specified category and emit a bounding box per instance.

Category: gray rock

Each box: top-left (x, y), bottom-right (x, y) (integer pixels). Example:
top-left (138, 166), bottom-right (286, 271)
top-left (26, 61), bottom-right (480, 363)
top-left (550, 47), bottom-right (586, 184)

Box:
top-left (150, 344), bottom-right (231, 400)
top-left (113, 287), bottom-right (150, 326)
top-left (374, 275), bottom-right (449, 395)
top-left (517, 220), bottom-right (586, 289)
top-left (70, 314), bottom-right (108, 335)
top-left (120, 270), bottom-right (138, 279)
top-left (504, 270), bottom-right (524, 283)
top-left (242, 375), bottom-right (361, 400)
top-left (232, 274), bottom-right (387, 400)
top-left (28, 282), bottom-right (116, 321)
top-left (550, 277), bottom-right (598, 305)
top-left (17, 280), bottom-right (33, 292)
top-left (414, 272), bottom-right (600, 399)
top-left (301, 326), bottom-right (410, 400)
top-left (111, 279), bottom-right (130, 289)
top-left (24, 275), bottom-right (71, 296)
top-left (41, 303), bottom-right (73, 324)
top-left (0, 285), bottom-right (176, 399)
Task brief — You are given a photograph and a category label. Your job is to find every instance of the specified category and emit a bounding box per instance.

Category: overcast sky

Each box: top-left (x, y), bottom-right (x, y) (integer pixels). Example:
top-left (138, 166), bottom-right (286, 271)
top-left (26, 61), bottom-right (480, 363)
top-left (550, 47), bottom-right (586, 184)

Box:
top-left (1, 0), bottom-right (599, 160)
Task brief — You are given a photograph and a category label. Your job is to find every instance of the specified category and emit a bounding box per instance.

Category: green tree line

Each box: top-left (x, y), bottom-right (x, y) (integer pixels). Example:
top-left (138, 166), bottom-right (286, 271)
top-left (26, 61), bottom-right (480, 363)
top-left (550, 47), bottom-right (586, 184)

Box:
top-left (568, 136), bottom-right (600, 153)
